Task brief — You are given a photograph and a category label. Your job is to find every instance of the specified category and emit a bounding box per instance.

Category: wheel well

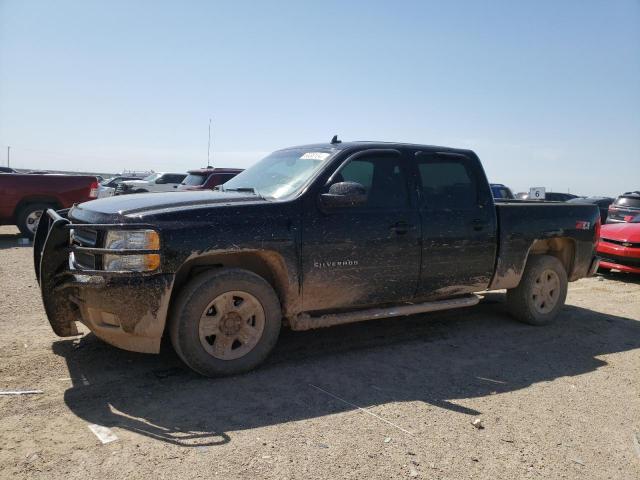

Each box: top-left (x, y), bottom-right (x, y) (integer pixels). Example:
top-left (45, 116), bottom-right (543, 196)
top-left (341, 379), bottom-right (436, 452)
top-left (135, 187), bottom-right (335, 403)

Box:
top-left (528, 237), bottom-right (576, 275)
top-left (13, 197), bottom-right (61, 221)
top-left (169, 251), bottom-right (294, 319)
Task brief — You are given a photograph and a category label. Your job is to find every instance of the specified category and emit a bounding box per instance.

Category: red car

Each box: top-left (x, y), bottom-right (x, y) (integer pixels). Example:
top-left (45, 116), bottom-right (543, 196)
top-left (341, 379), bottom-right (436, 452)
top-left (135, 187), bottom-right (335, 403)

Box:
top-left (597, 222), bottom-right (640, 274)
top-left (177, 167), bottom-right (243, 191)
top-left (0, 173), bottom-right (99, 238)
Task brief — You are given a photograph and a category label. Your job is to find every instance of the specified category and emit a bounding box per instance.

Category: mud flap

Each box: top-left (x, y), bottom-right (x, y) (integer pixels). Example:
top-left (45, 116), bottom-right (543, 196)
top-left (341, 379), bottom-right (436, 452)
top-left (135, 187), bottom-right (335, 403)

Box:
top-left (588, 256), bottom-right (600, 277)
top-left (37, 209), bottom-right (79, 337)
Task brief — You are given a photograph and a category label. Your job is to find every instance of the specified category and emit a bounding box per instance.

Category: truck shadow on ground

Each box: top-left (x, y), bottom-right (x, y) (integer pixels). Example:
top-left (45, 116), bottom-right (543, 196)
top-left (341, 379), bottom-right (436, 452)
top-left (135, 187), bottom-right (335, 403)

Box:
top-left (54, 293), bottom-right (640, 447)
top-left (0, 231), bottom-right (30, 250)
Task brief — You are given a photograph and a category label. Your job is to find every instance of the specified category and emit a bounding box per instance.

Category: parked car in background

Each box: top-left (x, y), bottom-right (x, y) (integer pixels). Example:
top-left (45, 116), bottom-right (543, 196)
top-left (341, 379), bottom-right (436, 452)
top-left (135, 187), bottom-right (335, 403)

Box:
top-left (597, 222), bottom-right (640, 274)
top-left (545, 192), bottom-right (579, 202)
top-left (518, 192), bottom-right (579, 202)
top-left (115, 172), bottom-right (187, 195)
top-left (567, 196), bottom-right (614, 224)
top-left (177, 167), bottom-right (243, 191)
top-left (0, 174), bottom-right (98, 237)
top-left (97, 175), bottom-right (145, 198)
top-left (607, 191), bottom-right (640, 223)
top-left (490, 183), bottom-right (515, 200)
top-left (0, 166), bottom-right (16, 173)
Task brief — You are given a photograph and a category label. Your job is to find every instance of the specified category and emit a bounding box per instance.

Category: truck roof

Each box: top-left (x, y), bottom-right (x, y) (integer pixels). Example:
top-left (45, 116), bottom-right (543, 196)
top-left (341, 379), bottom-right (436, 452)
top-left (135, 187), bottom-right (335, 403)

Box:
top-left (279, 141), bottom-right (476, 156)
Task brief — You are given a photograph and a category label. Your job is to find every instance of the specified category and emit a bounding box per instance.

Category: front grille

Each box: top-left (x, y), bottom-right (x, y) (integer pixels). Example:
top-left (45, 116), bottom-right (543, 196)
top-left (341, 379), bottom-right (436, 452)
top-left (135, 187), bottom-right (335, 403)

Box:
top-left (71, 227), bottom-right (99, 270)
top-left (599, 254), bottom-right (640, 267)
top-left (601, 238), bottom-right (640, 248)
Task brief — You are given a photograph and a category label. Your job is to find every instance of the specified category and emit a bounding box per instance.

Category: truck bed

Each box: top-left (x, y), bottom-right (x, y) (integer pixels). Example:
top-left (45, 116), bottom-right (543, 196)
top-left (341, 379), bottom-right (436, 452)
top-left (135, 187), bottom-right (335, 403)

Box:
top-left (490, 201), bottom-right (600, 289)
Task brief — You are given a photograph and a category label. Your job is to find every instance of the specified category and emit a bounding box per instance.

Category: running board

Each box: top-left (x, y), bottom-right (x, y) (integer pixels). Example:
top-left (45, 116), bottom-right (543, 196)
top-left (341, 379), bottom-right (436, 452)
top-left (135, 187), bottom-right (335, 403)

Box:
top-left (290, 294), bottom-right (481, 331)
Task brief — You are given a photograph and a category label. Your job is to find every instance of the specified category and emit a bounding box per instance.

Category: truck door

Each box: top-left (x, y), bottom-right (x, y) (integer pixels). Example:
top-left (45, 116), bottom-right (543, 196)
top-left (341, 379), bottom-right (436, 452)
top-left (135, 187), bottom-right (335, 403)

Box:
top-left (414, 152), bottom-right (497, 299)
top-left (301, 150), bottom-right (421, 312)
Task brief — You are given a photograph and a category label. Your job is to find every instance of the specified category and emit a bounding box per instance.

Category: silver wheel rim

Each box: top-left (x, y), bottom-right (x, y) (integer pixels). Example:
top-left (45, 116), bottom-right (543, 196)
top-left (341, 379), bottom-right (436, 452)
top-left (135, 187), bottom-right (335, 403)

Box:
top-left (198, 291), bottom-right (265, 360)
top-left (531, 269), bottom-right (560, 314)
top-left (26, 210), bottom-right (43, 234)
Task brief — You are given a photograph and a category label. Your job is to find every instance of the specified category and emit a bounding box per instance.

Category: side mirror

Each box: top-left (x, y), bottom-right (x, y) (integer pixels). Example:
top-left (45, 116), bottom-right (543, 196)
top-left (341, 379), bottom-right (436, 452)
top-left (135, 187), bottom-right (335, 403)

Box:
top-left (155, 177), bottom-right (166, 184)
top-left (319, 181), bottom-right (367, 209)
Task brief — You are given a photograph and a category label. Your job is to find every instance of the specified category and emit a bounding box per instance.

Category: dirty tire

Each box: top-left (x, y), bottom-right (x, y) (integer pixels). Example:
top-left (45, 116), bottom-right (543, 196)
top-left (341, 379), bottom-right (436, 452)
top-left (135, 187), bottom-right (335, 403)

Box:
top-left (506, 255), bottom-right (568, 326)
top-left (169, 268), bottom-right (281, 377)
top-left (16, 203), bottom-right (54, 239)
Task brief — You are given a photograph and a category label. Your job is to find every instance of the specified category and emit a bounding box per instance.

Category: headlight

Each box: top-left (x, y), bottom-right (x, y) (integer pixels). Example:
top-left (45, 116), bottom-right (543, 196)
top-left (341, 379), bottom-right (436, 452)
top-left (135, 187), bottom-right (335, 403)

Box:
top-left (103, 230), bottom-right (160, 272)
top-left (105, 230), bottom-right (160, 250)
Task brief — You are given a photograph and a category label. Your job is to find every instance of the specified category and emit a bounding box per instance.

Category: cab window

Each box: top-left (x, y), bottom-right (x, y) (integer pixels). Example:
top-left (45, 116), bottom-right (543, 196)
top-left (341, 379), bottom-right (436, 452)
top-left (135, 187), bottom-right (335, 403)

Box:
top-left (417, 155), bottom-right (477, 209)
top-left (332, 156), bottom-right (409, 208)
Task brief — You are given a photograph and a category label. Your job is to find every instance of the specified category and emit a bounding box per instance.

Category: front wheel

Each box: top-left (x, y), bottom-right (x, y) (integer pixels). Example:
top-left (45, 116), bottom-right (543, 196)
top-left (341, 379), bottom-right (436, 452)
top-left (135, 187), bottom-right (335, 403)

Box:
top-left (506, 255), bottom-right (568, 326)
top-left (169, 268), bottom-right (282, 377)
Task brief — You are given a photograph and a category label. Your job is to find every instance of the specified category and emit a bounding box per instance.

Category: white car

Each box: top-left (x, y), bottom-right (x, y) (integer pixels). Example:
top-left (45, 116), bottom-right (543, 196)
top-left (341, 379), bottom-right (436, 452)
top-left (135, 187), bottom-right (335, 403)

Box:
top-left (115, 172), bottom-right (187, 195)
top-left (97, 176), bottom-right (145, 198)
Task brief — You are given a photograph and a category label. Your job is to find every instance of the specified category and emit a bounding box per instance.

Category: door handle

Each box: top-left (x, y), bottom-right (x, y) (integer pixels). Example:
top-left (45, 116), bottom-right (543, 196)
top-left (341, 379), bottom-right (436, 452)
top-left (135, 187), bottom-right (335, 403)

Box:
top-left (390, 221), bottom-right (411, 235)
top-left (471, 219), bottom-right (488, 231)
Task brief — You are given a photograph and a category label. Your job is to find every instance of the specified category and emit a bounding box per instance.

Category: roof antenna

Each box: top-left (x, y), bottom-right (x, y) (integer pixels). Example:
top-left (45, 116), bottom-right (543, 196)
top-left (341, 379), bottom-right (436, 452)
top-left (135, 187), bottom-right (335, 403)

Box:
top-left (207, 118), bottom-right (212, 168)
top-left (331, 134), bottom-right (341, 144)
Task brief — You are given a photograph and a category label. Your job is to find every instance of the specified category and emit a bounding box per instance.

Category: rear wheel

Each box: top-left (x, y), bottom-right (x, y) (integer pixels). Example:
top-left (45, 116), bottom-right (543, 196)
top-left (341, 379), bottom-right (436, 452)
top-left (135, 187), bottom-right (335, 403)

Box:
top-left (169, 268), bottom-right (281, 377)
top-left (506, 255), bottom-right (568, 326)
top-left (16, 203), bottom-right (54, 239)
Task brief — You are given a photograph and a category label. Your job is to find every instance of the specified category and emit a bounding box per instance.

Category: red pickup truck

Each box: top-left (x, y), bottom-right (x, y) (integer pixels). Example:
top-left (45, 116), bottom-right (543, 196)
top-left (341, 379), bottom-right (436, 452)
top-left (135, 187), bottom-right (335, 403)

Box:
top-left (0, 173), bottom-right (99, 238)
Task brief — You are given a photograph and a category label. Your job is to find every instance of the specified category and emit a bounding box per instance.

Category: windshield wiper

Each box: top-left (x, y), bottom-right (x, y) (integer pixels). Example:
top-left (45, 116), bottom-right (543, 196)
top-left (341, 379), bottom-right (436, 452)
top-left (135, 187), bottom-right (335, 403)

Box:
top-left (223, 187), bottom-right (257, 194)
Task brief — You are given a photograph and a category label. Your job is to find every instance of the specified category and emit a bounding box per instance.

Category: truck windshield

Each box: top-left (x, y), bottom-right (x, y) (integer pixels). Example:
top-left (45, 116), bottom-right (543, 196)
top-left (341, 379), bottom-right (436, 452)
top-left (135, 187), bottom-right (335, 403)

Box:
top-left (182, 173), bottom-right (207, 186)
top-left (143, 173), bottom-right (160, 182)
top-left (222, 149), bottom-right (334, 199)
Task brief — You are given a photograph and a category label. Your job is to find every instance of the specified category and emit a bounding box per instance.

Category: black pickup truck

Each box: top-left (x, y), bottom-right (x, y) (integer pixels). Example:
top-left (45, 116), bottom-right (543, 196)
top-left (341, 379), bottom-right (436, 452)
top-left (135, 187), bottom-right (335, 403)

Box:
top-left (35, 140), bottom-right (601, 376)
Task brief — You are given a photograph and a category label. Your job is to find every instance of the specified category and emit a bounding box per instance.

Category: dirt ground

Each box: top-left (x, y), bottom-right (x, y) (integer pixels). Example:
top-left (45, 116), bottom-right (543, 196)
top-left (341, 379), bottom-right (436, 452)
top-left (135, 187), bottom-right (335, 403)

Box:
top-left (1, 225), bottom-right (639, 480)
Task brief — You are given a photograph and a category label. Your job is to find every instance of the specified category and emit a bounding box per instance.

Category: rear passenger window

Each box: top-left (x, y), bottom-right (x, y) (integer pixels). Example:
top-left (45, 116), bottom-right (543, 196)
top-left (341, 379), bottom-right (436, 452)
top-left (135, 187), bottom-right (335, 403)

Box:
top-left (615, 195), bottom-right (640, 208)
top-left (167, 174), bottom-right (186, 183)
top-left (219, 173), bottom-right (238, 184)
top-left (417, 156), bottom-right (477, 209)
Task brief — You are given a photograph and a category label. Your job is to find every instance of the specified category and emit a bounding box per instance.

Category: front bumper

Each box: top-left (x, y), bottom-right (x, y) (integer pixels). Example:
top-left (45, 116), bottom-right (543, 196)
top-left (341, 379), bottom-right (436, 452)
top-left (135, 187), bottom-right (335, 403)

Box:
top-left (597, 241), bottom-right (640, 274)
top-left (34, 209), bottom-right (174, 353)
top-left (599, 260), bottom-right (640, 274)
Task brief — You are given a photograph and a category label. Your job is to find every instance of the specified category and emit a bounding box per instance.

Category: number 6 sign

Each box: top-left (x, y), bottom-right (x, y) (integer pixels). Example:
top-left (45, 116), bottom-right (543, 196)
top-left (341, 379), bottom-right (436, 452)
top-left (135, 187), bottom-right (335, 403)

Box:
top-left (529, 187), bottom-right (546, 200)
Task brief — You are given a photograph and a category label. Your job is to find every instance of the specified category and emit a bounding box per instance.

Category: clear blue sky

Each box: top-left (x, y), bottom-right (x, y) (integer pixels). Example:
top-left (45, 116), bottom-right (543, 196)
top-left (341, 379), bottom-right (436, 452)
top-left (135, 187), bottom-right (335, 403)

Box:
top-left (1, 0), bottom-right (638, 196)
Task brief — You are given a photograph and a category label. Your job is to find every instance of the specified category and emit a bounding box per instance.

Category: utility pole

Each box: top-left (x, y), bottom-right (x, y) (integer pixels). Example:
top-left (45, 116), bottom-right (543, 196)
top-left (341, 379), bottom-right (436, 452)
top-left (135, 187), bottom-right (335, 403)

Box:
top-left (207, 118), bottom-right (212, 168)
top-left (6, 146), bottom-right (9, 168)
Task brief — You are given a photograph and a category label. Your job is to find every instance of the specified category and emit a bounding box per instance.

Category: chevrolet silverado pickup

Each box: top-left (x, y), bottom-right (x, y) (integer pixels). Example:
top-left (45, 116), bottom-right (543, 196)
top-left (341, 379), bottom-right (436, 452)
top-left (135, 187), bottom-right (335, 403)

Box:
top-left (0, 173), bottom-right (99, 238)
top-left (35, 140), bottom-right (601, 376)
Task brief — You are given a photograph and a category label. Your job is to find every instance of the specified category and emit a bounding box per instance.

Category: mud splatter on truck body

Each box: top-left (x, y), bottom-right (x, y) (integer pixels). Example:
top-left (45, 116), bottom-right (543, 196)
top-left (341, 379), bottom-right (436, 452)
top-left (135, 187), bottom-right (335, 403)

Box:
top-left (34, 141), bottom-right (600, 366)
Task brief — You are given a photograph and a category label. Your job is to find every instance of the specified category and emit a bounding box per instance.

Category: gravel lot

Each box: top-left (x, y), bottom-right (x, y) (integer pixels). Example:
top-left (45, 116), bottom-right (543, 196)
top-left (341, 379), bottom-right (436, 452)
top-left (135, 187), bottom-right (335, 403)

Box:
top-left (1, 225), bottom-right (639, 480)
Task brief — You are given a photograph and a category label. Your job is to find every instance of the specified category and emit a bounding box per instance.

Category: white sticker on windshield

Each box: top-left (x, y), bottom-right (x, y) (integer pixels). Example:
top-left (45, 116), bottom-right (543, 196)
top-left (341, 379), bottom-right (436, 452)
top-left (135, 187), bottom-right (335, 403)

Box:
top-left (300, 152), bottom-right (330, 161)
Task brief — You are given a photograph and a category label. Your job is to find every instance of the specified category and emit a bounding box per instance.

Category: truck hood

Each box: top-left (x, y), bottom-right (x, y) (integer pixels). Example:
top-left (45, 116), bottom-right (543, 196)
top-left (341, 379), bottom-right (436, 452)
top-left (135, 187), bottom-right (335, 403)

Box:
top-left (601, 222), bottom-right (640, 243)
top-left (70, 191), bottom-right (266, 220)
